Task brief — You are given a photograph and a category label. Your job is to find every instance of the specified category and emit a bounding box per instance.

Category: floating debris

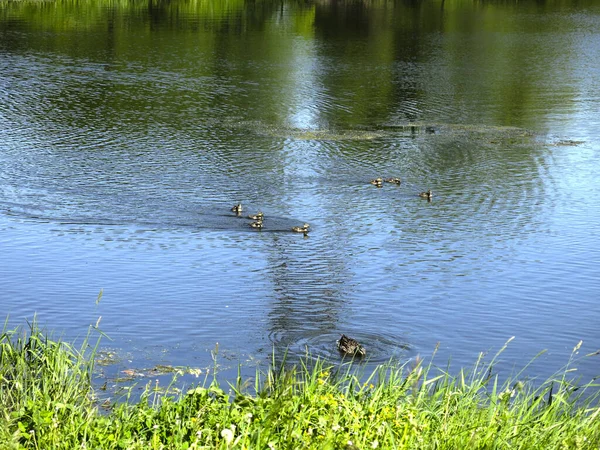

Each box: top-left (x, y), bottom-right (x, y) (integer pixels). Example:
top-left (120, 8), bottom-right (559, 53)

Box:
top-left (95, 349), bottom-right (123, 366)
top-left (552, 139), bottom-right (585, 146)
top-left (117, 365), bottom-right (203, 380)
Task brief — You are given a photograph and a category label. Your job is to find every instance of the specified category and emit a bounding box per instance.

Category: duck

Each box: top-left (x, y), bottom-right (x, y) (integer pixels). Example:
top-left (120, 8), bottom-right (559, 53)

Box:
top-left (231, 203), bottom-right (243, 213)
top-left (369, 178), bottom-right (383, 187)
top-left (291, 223), bottom-right (310, 233)
top-left (248, 212), bottom-right (264, 220)
top-left (418, 190), bottom-right (433, 200)
top-left (385, 177), bottom-right (401, 184)
top-left (337, 334), bottom-right (366, 357)
top-left (249, 221), bottom-right (263, 229)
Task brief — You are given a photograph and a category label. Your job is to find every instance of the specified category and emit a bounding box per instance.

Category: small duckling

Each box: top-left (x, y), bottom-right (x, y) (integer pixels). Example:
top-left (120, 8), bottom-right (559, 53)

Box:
top-left (231, 203), bottom-right (243, 213)
top-left (249, 221), bottom-right (263, 229)
top-left (419, 190), bottom-right (433, 200)
top-left (337, 334), bottom-right (366, 357)
top-left (370, 178), bottom-right (383, 187)
top-left (291, 223), bottom-right (310, 233)
top-left (385, 177), bottom-right (401, 184)
top-left (248, 212), bottom-right (264, 220)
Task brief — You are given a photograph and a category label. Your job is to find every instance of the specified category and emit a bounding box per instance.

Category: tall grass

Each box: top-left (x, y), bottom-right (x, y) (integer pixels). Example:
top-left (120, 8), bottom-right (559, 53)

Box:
top-left (0, 320), bottom-right (100, 449)
top-left (1, 324), bottom-right (599, 449)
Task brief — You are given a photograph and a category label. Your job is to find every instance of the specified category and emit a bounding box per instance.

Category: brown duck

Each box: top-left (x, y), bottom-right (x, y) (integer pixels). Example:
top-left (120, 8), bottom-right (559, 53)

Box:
top-left (418, 190), bottom-right (433, 200)
top-left (292, 223), bottom-right (310, 233)
top-left (337, 334), bottom-right (366, 357)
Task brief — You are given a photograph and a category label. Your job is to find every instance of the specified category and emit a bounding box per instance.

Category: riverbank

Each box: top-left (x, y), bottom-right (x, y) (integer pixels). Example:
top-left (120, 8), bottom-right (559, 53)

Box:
top-left (1, 324), bottom-right (599, 449)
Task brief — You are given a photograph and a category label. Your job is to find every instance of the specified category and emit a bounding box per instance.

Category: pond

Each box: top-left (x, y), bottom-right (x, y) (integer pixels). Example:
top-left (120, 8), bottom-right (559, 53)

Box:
top-left (1, 0), bottom-right (599, 389)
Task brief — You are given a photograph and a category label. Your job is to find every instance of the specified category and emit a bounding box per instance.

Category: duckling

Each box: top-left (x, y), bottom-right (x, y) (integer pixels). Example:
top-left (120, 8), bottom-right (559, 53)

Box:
top-left (418, 190), bottom-right (433, 200)
top-left (231, 203), bottom-right (243, 213)
top-left (337, 334), bottom-right (366, 357)
top-left (248, 212), bottom-right (264, 220)
top-left (249, 221), bottom-right (263, 229)
top-left (385, 177), bottom-right (401, 184)
top-left (370, 178), bottom-right (383, 187)
top-left (291, 223), bottom-right (310, 233)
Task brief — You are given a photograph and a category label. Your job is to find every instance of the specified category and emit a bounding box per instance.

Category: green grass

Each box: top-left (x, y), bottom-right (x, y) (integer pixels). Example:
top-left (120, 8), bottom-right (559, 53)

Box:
top-left (1, 323), bottom-right (599, 449)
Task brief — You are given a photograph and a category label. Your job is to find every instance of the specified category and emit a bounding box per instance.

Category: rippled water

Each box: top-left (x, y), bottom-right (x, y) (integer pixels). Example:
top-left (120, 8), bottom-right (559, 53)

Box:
top-left (1, 0), bottom-right (600, 386)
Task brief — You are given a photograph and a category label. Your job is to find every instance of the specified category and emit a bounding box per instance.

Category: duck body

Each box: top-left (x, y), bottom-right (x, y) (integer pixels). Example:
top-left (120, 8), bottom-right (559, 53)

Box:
top-left (337, 334), bottom-right (366, 357)
top-left (291, 223), bottom-right (310, 233)
top-left (419, 190), bottom-right (433, 200)
top-left (249, 221), bottom-right (263, 229)
top-left (385, 177), bottom-right (401, 184)
top-left (231, 203), bottom-right (243, 213)
top-left (248, 212), bottom-right (264, 220)
top-left (370, 178), bottom-right (383, 187)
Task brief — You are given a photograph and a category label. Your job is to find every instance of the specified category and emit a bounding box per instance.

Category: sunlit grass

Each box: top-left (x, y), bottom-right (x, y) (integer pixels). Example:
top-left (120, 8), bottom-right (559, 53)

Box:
top-left (1, 323), bottom-right (599, 449)
top-left (0, 319), bottom-right (100, 449)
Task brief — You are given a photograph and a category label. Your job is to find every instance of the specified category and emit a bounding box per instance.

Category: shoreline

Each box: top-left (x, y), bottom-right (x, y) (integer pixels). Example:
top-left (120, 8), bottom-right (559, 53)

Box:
top-left (2, 322), bottom-right (599, 449)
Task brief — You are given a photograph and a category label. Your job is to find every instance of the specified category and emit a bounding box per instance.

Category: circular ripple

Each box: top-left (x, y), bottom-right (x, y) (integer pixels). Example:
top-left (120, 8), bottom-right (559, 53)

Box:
top-left (270, 330), bottom-right (413, 366)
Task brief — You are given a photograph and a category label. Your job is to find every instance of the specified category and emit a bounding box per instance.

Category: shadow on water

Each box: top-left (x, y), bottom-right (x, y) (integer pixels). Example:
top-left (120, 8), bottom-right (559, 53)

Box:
top-left (0, 202), bottom-right (312, 233)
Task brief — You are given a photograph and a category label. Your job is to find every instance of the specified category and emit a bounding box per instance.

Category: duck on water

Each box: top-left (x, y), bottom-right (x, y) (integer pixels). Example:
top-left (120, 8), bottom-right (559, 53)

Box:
top-left (248, 212), bottom-right (264, 220)
top-left (292, 223), bottom-right (310, 233)
top-left (419, 190), bottom-right (433, 200)
top-left (337, 334), bottom-right (366, 357)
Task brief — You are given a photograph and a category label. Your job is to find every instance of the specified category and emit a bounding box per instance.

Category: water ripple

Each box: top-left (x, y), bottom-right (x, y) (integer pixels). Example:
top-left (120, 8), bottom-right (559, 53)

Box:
top-left (269, 329), bottom-right (412, 366)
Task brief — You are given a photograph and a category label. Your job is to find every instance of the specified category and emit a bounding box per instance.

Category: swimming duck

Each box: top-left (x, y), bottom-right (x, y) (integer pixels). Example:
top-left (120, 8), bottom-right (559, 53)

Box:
top-left (291, 223), bottom-right (310, 233)
top-left (370, 178), bottom-right (383, 187)
top-left (249, 221), bottom-right (263, 229)
top-left (419, 190), bottom-right (433, 200)
top-left (337, 334), bottom-right (366, 357)
top-left (385, 178), bottom-right (401, 184)
top-left (248, 212), bottom-right (264, 220)
top-left (231, 203), bottom-right (243, 213)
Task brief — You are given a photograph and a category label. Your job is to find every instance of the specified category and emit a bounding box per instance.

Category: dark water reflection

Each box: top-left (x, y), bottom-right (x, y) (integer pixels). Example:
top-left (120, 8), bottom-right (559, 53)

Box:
top-left (1, 0), bottom-right (600, 386)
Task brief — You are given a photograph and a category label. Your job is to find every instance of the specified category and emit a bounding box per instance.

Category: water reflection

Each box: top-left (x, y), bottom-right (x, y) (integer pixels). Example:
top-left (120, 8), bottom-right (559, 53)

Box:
top-left (1, 0), bottom-right (600, 384)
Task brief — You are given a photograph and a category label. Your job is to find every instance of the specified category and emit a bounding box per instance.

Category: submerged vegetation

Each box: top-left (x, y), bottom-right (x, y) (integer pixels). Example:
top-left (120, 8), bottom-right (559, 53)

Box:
top-left (1, 324), bottom-right (599, 449)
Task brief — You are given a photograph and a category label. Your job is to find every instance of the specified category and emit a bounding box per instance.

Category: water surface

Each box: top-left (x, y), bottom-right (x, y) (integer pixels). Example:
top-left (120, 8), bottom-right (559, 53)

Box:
top-left (1, 0), bottom-right (599, 387)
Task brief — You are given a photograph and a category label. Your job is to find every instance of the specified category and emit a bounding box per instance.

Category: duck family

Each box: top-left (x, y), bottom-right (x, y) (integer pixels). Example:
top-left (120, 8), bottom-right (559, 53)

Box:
top-left (369, 176), bottom-right (432, 201)
top-left (233, 178), bottom-right (431, 236)
top-left (230, 197), bottom-right (433, 360)
top-left (228, 175), bottom-right (431, 360)
top-left (371, 177), bottom-right (401, 186)
top-left (231, 204), bottom-right (311, 235)
top-left (247, 210), bottom-right (264, 229)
